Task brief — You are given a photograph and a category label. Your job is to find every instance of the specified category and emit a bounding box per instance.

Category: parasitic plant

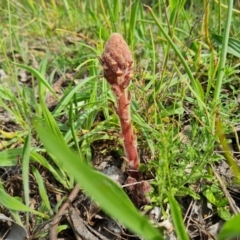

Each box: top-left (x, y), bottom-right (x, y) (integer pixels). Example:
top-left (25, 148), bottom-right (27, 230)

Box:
top-left (101, 33), bottom-right (139, 170)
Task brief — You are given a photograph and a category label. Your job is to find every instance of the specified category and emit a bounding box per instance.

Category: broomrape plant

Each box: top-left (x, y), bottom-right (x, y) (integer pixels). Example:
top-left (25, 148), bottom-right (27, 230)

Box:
top-left (100, 33), bottom-right (140, 170)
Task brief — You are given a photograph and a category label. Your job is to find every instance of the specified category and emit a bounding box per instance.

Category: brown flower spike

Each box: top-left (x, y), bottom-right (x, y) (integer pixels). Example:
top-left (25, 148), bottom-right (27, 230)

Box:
top-left (101, 33), bottom-right (139, 169)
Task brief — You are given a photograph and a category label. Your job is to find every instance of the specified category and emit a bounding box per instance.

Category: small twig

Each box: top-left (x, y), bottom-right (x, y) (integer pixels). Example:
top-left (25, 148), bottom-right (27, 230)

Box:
top-left (121, 179), bottom-right (154, 188)
top-left (49, 184), bottom-right (80, 240)
top-left (184, 181), bottom-right (202, 231)
top-left (211, 164), bottom-right (240, 214)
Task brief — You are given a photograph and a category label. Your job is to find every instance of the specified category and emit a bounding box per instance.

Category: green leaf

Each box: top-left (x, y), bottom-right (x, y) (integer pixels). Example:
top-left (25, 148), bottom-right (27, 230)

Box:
top-left (34, 122), bottom-right (163, 240)
top-left (218, 214), bottom-right (240, 240)
top-left (217, 207), bottom-right (231, 221)
top-left (168, 194), bottom-right (190, 240)
top-left (202, 188), bottom-right (217, 206)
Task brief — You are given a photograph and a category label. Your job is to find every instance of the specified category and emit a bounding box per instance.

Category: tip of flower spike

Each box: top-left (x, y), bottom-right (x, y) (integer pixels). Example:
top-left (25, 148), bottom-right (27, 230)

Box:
top-left (101, 33), bottom-right (133, 88)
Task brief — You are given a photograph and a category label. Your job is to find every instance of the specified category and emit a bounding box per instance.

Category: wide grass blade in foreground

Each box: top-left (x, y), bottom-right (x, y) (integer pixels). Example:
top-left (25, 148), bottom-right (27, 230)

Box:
top-left (34, 122), bottom-right (163, 240)
top-left (217, 214), bottom-right (240, 240)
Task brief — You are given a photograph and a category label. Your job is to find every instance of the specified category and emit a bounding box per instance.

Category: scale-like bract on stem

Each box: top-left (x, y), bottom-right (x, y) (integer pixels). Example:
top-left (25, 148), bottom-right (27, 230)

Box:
top-left (101, 33), bottom-right (139, 169)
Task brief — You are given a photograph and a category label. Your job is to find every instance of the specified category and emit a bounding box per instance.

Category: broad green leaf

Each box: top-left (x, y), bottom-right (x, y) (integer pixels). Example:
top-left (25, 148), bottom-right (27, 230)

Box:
top-left (168, 194), bottom-right (190, 240)
top-left (218, 214), bottom-right (240, 240)
top-left (34, 122), bottom-right (163, 240)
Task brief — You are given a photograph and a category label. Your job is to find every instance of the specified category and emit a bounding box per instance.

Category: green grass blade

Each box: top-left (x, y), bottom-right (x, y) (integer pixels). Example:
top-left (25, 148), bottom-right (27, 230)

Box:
top-left (0, 189), bottom-right (48, 218)
top-left (68, 103), bottom-right (81, 156)
top-left (22, 132), bottom-right (31, 229)
top-left (213, 0), bottom-right (233, 103)
top-left (30, 151), bottom-right (68, 188)
top-left (38, 84), bottom-right (66, 146)
top-left (11, 62), bottom-right (58, 99)
top-left (32, 166), bottom-right (53, 215)
top-left (168, 194), bottom-right (190, 240)
top-left (128, 0), bottom-right (140, 47)
top-left (38, 80), bottom-right (73, 188)
top-left (34, 122), bottom-right (163, 240)
top-left (53, 76), bottom-right (94, 116)
top-left (104, 0), bottom-right (118, 32)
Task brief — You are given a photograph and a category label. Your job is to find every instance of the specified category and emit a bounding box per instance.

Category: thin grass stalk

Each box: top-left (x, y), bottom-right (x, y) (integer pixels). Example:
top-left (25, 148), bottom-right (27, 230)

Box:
top-left (218, 0), bottom-right (222, 34)
top-left (22, 133), bottom-right (31, 230)
top-left (149, 29), bottom-right (157, 125)
top-left (216, 118), bottom-right (240, 184)
top-left (99, 0), bottom-right (111, 30)
top-left (211, 0), bottom-right (233, 133)
top-left (128, 0), bottom-right (140, 48)
top-left (204, 0), bottom-right (213, 51)
top-left (68, 103), bottom-right (82, 158)
top-left (213, 0), bottom-right (233, 103)
top-left (159, 1), bottom-right (183, 94)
